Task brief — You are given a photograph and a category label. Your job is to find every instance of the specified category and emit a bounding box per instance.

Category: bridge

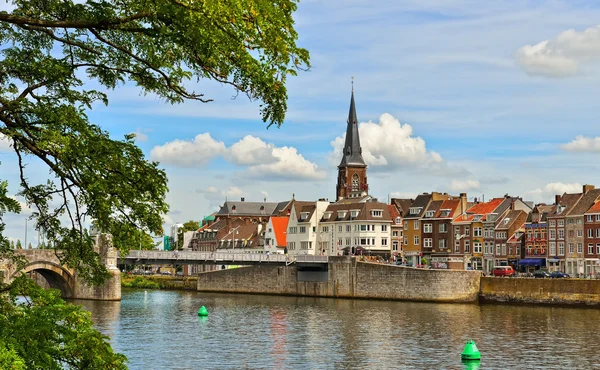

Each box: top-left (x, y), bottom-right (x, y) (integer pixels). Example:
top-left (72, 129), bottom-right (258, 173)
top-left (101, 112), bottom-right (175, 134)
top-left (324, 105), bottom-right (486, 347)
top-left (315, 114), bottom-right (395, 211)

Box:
top-left (0, 234), bottom-right (121, 301)
top-left (120, 250), bottom-right (329, 267)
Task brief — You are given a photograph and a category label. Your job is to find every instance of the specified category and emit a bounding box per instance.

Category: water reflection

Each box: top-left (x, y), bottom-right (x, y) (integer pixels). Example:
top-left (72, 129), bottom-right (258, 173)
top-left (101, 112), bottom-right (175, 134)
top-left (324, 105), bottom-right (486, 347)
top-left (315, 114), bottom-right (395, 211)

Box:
top-left (76, 290), bottom-right (600, 370)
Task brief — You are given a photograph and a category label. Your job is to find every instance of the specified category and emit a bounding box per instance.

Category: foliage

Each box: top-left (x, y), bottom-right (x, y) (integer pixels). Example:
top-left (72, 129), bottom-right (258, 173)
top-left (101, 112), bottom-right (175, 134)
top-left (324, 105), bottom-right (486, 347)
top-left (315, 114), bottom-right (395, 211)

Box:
top-left (182, 220), bottom-right (200, 232)
top-left (15, 240), bottom-right (21, 250)
top-left (0, 0), bottom-right (307, 366)
top-left (121, 276), bottom-right (160, 289)
top-left (421, 257), bottom-right (428, 265)
top-left (0, 277), bottom-right (127, 369)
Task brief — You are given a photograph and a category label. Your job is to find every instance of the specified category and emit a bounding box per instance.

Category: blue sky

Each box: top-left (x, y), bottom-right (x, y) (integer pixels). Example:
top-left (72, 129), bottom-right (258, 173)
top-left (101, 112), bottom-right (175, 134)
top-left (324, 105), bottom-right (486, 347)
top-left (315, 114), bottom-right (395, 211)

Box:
top-left (3, 0), bottom-right (600, 243)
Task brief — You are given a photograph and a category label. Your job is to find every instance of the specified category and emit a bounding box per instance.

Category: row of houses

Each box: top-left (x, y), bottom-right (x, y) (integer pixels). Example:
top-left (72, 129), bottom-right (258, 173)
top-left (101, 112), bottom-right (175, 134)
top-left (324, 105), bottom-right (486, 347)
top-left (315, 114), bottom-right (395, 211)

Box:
top-left (181, 183), bottom-right (600, 276)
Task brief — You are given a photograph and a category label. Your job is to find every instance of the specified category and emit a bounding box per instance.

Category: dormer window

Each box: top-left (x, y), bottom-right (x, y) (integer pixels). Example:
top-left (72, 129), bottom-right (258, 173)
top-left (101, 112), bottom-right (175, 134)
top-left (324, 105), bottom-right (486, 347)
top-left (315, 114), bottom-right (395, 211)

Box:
top-left (504, 218), bottom-right (510, 225)
top-left (409, 207), bottom-right (421, 215)
top-left (350, 210), bottom-right (359, 218)
top-left (300, 212), bottom-right (309, 220)
top-left (395, 217), bottom-right (402, 224)
top-left (232, 205), bottom-right (237, 213)
top-left (260, 205), bottom-right (265, 215)
top-left (425, 211), bottom-right (435, 218)
top-left (323, 212), bottom-right (332, 219)
top-left (474, 215), bottom-right (482, 221)
top-left (371, 210), bottom-right (383, 217)
top-left (338, 210), bottom-right (347, 219)
top-left (440, 210), bottom-right (450, 217)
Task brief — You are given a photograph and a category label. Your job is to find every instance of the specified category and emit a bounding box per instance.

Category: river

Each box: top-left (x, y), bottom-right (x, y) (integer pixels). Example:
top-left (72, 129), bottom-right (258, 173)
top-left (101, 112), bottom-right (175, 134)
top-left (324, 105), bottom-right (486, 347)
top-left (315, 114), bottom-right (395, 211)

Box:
top-left (73, 289), bottom-right (600, 369)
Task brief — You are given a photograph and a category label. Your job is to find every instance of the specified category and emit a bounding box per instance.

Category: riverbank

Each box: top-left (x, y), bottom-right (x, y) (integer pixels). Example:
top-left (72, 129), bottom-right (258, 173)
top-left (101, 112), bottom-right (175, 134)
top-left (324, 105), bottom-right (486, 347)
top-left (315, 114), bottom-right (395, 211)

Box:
top-left (121, 275), bottom-right (198, 291)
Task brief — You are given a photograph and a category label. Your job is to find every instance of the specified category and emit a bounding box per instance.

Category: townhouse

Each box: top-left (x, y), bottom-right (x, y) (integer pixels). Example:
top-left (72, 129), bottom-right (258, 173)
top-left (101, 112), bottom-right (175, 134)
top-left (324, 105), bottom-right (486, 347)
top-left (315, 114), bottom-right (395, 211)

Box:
top-left (286, 199), bottom-right (329, 256)
top-left (388, 204), bottom-right (403, 260)
top-left (421, 200), bottom-right (444, 262)
top-left (547, 193), bottom-right (583, 272)
top-left (264, 216), bottom-right (289, 254)
top-left (564, 186), bottom-right (600, 275)
top-left (391, 198), bottom-right (413, 261)
top-left (319, 198), bottom-right (392, 257)
top-left (429, 198), bottom-right (463, 269)
top-left (584, 200), bottom-right (600, 276)
top-left (493, 207), bottom-right (528, 268)
top-left (523, 204), bottom-right (552, 271)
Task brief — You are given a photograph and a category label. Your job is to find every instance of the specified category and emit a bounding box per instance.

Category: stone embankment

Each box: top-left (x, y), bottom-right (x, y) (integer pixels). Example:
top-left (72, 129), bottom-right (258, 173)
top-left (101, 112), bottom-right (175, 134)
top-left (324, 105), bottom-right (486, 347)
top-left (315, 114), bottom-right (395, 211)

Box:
top-left (480, 276), bottom-right (600, 306)
top-left (196, 257), bottom-right (481, 303)
top-left (121, 275), bottom-right (198, 291)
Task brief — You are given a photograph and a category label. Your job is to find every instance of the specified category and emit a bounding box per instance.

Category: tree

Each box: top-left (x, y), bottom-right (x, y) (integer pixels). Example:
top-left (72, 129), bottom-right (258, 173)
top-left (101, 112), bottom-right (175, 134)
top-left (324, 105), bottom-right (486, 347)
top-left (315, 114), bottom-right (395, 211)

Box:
top-left (9, 240), bottom-right (14, 250)
top-left (1, 0), bottom-right (308, 366)
top-left (27, 242), bottom-right (32, 249)
top-left (15, 240), bottom-right (22, 250)
top-left (182, 220), bottom-right (200, 232)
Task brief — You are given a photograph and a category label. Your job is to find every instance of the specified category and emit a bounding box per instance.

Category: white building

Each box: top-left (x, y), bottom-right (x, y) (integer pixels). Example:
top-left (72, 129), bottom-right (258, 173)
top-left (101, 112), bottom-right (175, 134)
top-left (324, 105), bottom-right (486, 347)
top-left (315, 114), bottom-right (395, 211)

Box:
top-left (286, 199), bottom-right (330, 256)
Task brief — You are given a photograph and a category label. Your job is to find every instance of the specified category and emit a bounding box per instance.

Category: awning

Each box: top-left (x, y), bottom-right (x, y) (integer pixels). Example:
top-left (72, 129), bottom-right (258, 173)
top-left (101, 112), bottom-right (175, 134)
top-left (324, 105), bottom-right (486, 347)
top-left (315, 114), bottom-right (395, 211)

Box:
top-left (519, 258), bottom-right (545, 266)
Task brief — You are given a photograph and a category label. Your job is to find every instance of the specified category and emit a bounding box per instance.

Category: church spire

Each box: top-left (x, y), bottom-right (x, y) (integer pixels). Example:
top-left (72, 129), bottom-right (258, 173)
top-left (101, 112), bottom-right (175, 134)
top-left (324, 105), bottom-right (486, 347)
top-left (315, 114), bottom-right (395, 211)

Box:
top-left (339, 85), bottom-right (366, 168)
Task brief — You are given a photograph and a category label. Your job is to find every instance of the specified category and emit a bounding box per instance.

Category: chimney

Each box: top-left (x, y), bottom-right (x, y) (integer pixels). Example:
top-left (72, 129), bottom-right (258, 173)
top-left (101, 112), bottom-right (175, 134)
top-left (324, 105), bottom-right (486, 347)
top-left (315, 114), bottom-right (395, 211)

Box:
top-left (555, 195), bottom-right (562, 205)
top-left (460, 193), bottom-right (468, 214)
top-left (241, 197), bottom-right (245, 202)
top-left (583, 184), bottom-right (595, 194)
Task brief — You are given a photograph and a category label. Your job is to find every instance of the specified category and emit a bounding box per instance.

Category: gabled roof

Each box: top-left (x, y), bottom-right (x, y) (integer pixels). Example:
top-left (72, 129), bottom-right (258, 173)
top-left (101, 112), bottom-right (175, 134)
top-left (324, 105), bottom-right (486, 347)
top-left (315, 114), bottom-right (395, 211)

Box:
top-left (423, 200), bottom-right (443, 218)
top-left (388, 204), bottom-right (401, 224)
top-left (338, 91), bottom-right (366, 168)
top-left (586, 201), bottom-right (600, 215)
top-left (548, 193), bottom-right (583, 217)
top-left (297, 204), bottom-right (317, 222)
top-left (404, 193), bottom-right (432, 218)
top-left (278, 199), bottom-right (314, 217)
top-left (321, 202), bottom-right (391, 222)
top-left (496, 210), bottom-right (526, 230)
top-left (507, 230), bottom-right (525, 243)
top-left (453, 198), bottom-right (505, 222)
top-left (391, 198), bottom-right (413, 217)
top-left (216, 201), bottom-right (279, 216)
top-left (270, 217), bottom-right (289, 246)
top-left (568, 189), bottom-right (600, 216)
top-left (434, 199), bottom-right (461, 219)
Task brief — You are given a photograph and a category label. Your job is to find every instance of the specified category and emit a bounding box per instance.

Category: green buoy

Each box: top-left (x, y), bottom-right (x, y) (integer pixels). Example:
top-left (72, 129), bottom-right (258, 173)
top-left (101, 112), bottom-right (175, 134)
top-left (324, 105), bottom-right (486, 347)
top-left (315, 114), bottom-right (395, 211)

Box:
top-left (461, 340), bottom-right (481, 361)
top-left (198, 305), bottom-right (208, 317)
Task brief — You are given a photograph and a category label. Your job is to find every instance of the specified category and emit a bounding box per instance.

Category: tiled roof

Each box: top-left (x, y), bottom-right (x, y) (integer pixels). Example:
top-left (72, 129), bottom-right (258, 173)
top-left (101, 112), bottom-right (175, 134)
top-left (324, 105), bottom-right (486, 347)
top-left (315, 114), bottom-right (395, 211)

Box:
top-left (568, 189), bottom-right (600, 216)
top-left (297, 204), bottom-right (317, 222)
top-left (423, 200), bottom-right (443, 218)
top-left (586, 201), bottom-right (600, 214)
top-left (321, 201), bottom-right (392, 222)
top-left (270, 217), bottom-right (289, 246)
top-left (388, 204), bottom-right (401, 224)
top-left (453, 198), bottom-right (505, 222)
top-left (496, 210), bottom-right (526, 230)
top-left (216, 201), bottom-right (279, 216)
top-left (434, 199), bottom-right (460, 218)
top-left (392, 198), bottom-right (414, 217)
top-left (404, 194), bottom-right (432, 218)
top-left (548, 193), bottom-right (583, 217)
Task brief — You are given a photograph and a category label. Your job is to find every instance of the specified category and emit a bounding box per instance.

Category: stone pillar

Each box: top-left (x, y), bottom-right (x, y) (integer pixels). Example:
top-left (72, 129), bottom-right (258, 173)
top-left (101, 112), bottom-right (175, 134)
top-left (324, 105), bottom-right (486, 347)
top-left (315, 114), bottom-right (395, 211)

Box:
top-left (72, 233), bottom-right (121, 300)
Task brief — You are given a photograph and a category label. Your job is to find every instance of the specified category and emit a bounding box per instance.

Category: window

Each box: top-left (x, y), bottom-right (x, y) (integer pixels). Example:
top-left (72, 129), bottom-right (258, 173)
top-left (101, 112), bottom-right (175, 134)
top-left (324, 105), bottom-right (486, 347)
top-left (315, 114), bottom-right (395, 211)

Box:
top-left (288, 227), bottom-right (298, 234)
top-left (549, 220), bottom-right (556, 227)
top-left (558, 229), bottom-right (564, 239)
top-left (439, 239), bottom-right (446, 250)
top-left (454, 240), bottom-right (460, 253)
top-left (473, 242), bottom-right (482, 253)
top-left (288, 242), bottom-right (296, 250)
top-left (346, 225), bottom-right (351, 232)
top-left (558, 219), bottom-right (565, 227)
top-left (439, 223), bottom-right (448, 233)
top-left (371, 210), bottom-right (383, 217)
top-left (516, 246), bottom-right (520, 255)
top-left (466, 227), bottom-right (470, 236)
top-left (424, 238), bottom-right (432, 248)
top-left (414, 220), bottom-right (419, 230)
top-left (322, 226), bottom-right (329, 233)
top-left (569, 230), bottom-right (574, 238)
top-left (338, 225), bottom-right (343, 232)
top-left (597, 244), bottom-right (600, 254)
top-left (360, 224), bottom-right (367, 231)
top-left (323, 212), bottom-right (331, 220)
top-left (392, 231), bottom-right (398, 237)
top-left (473, 227), bottom-right (482, 237)
top-left (597, 215), bottom-right (600, 222)
top-left (409, 207), bottom-right (421, 215)
top-left (588, 215), bottom-right (593, 222)
top-left (360, 238), bottom-right (367, 245)
top-left (382, 225), bottom-right (388, 232)
top-left (382, 238), bottom-right (388, 246)
top-left (299, 226), bottom-right (306, 233)
top-left (352, 174), bottom-right (359, 191)
top-left (496, 244), bottom-right (500, 255)
top-left (312, 226), bottom-right (316, 233)
top-left (350, 210), bottom-right (359, 218)
top-left (588, 229), bottom-right (594, 238)
top-left (346, 238), bottom-right (351, 246)
top-left (509, 246), bottom-right (513, 255)
top-left (549, 230), bottom-right (556, 240)
top-left (569, 243), bottom-right (574, 254)
top-left (424, 224), bottom-right (433, 233)
top-left (578, 243), bottom-right (583, 253)
top-left (404, 222), bottom-right (408, 230)
top-left (300, 241), bottom-right (312, 250)
top-left (404, 236), bottom-right (408, 245)
top-left (484, 242), bottom-right (492, 254)
top-left (425, 210), bottom-right (435, 218)
top-left (558, 242), bottom-right (564, 256)
top-left (393, 241), bottom-right (398, 251)
top-left (578, 230), bottom-right (583, 237)
top-left (589, 244), bottom-right (594, 254)
top-left (549, 242), bottom-right (556, 255)
top-left (464, 241), bottom-right (470, 253)
top-left (414, 236), bottom-right (419, 245)
top-left (597, 228), bottom-right (600, 238)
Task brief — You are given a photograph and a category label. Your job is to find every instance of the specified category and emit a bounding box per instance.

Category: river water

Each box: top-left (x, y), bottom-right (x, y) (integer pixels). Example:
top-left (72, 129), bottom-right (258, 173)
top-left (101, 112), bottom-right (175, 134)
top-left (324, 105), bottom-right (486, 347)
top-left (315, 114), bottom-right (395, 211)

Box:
top-left (74, 290), bottom-right (600, 369)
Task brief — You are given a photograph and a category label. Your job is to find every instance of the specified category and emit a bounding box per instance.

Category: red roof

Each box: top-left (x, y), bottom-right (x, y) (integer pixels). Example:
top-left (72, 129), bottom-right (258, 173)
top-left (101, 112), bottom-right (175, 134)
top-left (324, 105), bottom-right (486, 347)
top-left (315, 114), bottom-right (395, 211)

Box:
top-left (453, 198), bottom-right (505, 222)
top-left (587, 201), bottom-right (600, 214)
top-left (270, 217), bottom-right (289, 246)
top-left (435, 199), bottom-right (460, 218)
top-left (388, 204), bottom-right (400, 224)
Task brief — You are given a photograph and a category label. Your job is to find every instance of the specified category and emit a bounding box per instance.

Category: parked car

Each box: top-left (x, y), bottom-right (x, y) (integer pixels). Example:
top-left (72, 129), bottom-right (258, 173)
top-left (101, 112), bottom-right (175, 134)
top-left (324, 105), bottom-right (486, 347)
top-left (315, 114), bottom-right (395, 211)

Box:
top-left (533, 270), bottom-right (551, 278)
top-left (550, 271), bottom-right (570, 278)
top-left (492, 266), bottom-right (515, 277)
top-left (160, 270), bottom-right (173, 276)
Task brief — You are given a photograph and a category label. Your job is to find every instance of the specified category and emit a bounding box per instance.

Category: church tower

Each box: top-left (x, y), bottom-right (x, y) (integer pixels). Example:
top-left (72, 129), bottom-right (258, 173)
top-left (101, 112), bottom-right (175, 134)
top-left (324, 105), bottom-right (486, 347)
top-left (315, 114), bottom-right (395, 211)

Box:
top-left (336, 88), bottom-right (368, 201)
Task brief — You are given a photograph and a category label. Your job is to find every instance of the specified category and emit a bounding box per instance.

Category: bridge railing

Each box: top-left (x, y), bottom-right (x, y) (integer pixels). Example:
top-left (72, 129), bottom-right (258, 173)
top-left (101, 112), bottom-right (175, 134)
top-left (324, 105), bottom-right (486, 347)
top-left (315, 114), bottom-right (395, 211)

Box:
top-left (295, 255), bottom-right (329, 263)
top-left (125, 250), bottom-right (291, 263)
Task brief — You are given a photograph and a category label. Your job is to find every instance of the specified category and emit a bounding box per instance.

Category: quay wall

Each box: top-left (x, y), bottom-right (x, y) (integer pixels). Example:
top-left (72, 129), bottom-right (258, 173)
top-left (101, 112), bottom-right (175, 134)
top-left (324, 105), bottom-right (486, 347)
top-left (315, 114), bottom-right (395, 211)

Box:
top-left (480, 277), bottom-right (600, 306)
top-left (122, 275), bottom-right (198, 291)
top-left (196, 258), bottom-right (481, 303)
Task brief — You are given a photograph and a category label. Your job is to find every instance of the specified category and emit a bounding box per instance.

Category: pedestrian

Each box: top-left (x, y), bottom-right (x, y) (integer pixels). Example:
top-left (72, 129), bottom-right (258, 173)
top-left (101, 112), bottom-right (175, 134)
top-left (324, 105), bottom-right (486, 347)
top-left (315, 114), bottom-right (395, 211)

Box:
top-left (266, 250), bottom-right (270, 260)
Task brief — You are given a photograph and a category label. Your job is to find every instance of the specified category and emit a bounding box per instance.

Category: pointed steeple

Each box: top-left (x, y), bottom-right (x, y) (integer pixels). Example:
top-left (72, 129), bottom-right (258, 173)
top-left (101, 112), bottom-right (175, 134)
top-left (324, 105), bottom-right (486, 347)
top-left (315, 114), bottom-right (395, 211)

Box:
top-left (339, 88), bottom-right (366, 168)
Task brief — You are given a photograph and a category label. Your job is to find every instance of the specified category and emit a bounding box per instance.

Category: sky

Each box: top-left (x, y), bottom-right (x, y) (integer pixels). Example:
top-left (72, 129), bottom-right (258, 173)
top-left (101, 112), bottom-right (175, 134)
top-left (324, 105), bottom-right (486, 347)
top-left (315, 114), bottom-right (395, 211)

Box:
top-left (3, 0), bottom-right (600, 244)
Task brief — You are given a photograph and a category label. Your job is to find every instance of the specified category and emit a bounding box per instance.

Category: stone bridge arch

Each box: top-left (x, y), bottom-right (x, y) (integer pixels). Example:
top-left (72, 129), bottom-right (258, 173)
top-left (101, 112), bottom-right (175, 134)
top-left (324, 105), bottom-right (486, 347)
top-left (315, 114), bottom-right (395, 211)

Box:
top-left (14, 261), bottom-right (76, 298)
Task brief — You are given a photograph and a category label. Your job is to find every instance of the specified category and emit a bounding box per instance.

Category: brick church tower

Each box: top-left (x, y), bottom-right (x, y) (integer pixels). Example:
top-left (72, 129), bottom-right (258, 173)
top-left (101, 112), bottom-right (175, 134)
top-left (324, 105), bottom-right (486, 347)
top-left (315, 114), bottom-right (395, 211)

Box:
top-left (336, 88), bottom-right (368, 201)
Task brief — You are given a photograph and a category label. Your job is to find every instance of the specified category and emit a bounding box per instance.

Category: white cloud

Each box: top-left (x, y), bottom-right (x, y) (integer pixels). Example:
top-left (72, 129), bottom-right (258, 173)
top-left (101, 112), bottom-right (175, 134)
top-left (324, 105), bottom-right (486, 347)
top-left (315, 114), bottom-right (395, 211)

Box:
top-left (561, 135), bottom-right (600, 152)
top-left (197, 185), bottom-right (245, 208)
top-left (449, 179), bottom-right (481, 192)
top-left (329, 113), bottom-right (455, 174)
top-left (150, 133), bottom-right (226, 166)
top-left (0, 134), bottom-right (12, 152)
top-left (152, 134), bottom-right (325, 181)
top-left (516, 25), bottom-right (600, 78)
top-left (526, 182), bottom-right (583, 202)
top-left (130, 128), bottom-right (148, 142)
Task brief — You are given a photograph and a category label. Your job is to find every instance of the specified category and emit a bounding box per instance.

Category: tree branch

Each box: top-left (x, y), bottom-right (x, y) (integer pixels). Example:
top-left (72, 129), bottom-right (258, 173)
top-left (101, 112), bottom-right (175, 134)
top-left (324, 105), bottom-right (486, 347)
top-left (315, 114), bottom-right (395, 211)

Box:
top-left (0, 12), bottom-right (153, 29)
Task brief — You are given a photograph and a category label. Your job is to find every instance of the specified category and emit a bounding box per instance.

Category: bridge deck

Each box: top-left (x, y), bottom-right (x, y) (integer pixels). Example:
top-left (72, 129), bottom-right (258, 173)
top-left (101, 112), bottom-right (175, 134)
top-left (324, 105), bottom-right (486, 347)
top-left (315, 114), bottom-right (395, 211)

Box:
top-left (120, 250), bottom-right (329, 266)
